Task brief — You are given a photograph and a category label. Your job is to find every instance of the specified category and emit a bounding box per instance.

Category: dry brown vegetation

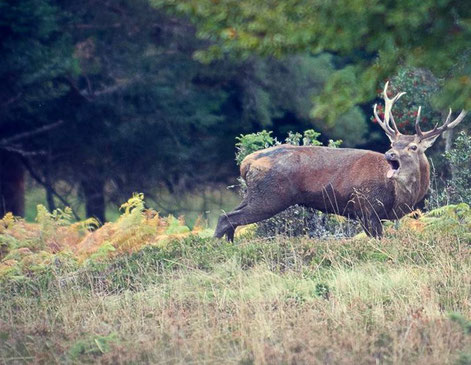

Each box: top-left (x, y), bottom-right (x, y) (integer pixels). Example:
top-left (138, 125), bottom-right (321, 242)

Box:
top-left (0, 201), bottom-right (470, 364)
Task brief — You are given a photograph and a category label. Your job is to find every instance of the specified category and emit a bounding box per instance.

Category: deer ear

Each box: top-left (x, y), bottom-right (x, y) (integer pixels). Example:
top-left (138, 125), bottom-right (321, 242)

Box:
top-left (420, 135), bottom-right (440, 150)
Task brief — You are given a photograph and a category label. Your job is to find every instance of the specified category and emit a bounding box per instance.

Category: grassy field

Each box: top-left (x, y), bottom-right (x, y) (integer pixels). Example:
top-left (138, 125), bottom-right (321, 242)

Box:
top-left (1, 201), bottom-right (470, 364)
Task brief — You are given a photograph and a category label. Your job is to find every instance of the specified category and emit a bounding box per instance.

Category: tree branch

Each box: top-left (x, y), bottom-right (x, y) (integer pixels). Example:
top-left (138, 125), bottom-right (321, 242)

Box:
top-left (65, 75), bottom-right (141, 100)
top-left (1, 92), bottom-right (23, 109)
top-left (72, 23), bottom-right (122, 29)
top-left (65, 77), bottom-right (93, 101)
top-left (20, 157), bottom-right (81, 221)
top-left (89, 77), bottom-right (141, 97)
top-left (0, 145), bottom-right (46, 156)
top-left (0, 120), bottom-right (64, 146)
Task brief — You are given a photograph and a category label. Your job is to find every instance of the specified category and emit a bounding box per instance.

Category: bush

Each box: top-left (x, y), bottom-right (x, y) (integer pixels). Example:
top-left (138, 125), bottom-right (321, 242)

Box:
top-left (427, 131), bottom-right (471, 209)
top-left (444, 132), bottom-right (471, 203)
top-left (235, 130), bottom-right (275, 165)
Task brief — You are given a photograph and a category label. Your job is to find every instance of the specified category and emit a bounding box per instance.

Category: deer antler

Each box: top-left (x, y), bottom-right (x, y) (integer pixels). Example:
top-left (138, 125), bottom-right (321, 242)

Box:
top-left (415, 108), bottom-right (467, 140)
top-left (373, 81), bottom-right (406, 141)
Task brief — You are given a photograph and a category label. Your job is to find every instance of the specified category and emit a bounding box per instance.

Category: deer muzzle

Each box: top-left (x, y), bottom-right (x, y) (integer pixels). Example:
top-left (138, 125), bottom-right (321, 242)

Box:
top-left (385, 150), bottom-right (400, 179)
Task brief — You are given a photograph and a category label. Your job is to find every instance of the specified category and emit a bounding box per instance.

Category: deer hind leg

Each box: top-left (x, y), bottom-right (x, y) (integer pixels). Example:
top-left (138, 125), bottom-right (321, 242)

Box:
top-left (214, 199), bottom-right (248, 241)
top-left (214, 199), bottom-right (289, 242)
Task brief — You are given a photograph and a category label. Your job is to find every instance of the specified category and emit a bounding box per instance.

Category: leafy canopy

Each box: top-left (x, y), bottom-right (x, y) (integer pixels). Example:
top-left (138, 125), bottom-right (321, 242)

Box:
top-left (151, 0), bottom-right (471, 123)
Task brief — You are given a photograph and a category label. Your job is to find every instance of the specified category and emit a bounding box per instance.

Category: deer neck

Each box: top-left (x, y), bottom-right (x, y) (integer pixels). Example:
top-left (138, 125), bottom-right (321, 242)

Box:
top-left (393, 154), bottom-right (430, 213)
top-left (416, 154), bottom-right (431, 203)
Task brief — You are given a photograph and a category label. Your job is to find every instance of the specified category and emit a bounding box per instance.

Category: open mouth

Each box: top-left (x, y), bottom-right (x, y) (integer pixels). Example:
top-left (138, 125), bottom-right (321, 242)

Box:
top-left (387, 159), bottom-right (400, 178)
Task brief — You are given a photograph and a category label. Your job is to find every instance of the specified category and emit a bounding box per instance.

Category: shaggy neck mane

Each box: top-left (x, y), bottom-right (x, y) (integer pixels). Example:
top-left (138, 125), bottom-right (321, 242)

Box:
top-left (393, 153), bottom-right (430, 213)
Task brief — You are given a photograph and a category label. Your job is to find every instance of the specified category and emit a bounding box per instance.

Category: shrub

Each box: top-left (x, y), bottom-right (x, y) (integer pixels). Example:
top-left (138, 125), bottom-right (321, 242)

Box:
top-left (444, 132), bottom-right (471, 203)
top-left (235, 130), bottom-right (275, 165)
top-left (426, 131), bottom-right (471, 209)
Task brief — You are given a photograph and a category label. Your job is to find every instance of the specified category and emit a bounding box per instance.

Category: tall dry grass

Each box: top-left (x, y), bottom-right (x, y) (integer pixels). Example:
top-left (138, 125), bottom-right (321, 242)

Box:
top-left (1, 225), bottom-right (470, 364)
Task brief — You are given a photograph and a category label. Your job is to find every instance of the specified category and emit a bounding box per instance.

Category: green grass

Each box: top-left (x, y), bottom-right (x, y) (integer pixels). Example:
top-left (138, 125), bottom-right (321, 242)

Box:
top-left (1, 229), bottom-right (470, 364)
top-left (24, 182), bottom-right (240, 228)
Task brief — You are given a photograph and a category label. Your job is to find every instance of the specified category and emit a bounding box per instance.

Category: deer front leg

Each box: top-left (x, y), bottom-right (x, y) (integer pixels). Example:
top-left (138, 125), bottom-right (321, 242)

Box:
top-left (359, 214), bottom-right (383, 238)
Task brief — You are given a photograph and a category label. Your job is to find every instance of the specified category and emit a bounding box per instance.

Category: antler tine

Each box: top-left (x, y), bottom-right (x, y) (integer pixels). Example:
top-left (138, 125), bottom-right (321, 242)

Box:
top-left (442, 108), bottom-right (453, 128)
top-left (383, 82), bottom-right (405, 135)
top-left (419, 109), bottom-right (468, 141)
top-left (448, 110), bottom-right (467, 128)
top-left (374, 103), bottom-right (396, 138)
top-left (374, 81), bottom-right (405, 140)
top-left (389, 113), bottom-right (400, 135)
top-left (383, 81), bottom-right (406, 103)
top-left (415, 106), bottom-right (423, 137)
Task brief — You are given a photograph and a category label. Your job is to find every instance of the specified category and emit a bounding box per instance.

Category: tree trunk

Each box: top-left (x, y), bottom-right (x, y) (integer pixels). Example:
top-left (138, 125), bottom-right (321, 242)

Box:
top-left (46, 187), bottom-right (56, 212)
top-left (82, 178), bottom-right (106, 223)
top-left (0, 151), bottom-right (25, 217)
top-left (444, 128), bottom-right (454, 153)
top-left (45, 141), bottom-right (56, 212)
top-left (444, 123), bottom-right (455, 182)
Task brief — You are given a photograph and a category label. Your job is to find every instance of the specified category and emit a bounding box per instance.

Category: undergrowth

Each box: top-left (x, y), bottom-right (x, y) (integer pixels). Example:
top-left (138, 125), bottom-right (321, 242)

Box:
top-left (0, 193), bottom-right (212, 282)
top-left (0, 197), bottom-right (470, 364)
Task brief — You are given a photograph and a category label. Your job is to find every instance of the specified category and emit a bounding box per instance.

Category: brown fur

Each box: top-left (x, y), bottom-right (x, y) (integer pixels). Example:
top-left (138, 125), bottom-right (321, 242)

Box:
top-left (240, 153), bottom-right (274, 180)
top-left (215, 139), bottom-right (432, 241)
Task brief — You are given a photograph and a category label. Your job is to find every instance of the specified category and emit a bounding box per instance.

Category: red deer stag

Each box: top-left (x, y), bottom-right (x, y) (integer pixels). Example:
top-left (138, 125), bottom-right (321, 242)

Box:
top-left (215, 82), bottom-right (467, 241)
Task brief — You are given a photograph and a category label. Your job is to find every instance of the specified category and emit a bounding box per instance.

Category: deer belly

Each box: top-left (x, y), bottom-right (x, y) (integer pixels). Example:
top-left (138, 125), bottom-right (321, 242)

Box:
top-left (300, 185), bottom-right (352, 215)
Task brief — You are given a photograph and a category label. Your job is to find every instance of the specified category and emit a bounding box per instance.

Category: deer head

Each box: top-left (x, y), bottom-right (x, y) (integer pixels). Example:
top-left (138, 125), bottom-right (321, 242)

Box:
top-left (373, 82), bottom-right (467, 180)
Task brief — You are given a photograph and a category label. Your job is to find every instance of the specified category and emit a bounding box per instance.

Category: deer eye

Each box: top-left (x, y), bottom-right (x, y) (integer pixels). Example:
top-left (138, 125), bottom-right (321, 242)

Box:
top-left (409, 144), bottom-right (418, 151)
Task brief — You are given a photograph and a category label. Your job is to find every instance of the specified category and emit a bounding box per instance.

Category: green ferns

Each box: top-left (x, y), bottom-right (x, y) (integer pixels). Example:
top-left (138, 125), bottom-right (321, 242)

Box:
top-left (420, 203), bottom-right (471, 240)
top-left (0, 194), bottom-right (207, 280)
top-left (0, 192), bottom-right (469, 282)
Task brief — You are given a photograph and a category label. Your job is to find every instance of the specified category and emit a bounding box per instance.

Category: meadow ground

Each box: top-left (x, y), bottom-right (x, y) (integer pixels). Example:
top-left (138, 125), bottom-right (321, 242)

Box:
top-left (0, 203), bottom-right (470, 364)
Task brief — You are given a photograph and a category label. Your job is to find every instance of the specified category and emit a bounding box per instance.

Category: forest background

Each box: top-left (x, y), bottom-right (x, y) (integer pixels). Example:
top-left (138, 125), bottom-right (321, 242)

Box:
top-left (1, 0), bottom-right (470, 226)
top-left (1, 1), bottom-right (471, 363)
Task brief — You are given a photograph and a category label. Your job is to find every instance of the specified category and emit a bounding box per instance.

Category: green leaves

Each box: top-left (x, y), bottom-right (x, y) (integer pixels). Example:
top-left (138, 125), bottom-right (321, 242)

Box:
top-left (420, 203), bottom-right (471, 240)
top-left (443, 132), bottom-right (471, 204)
top-left (235, 130), bottom-right (274, 165)
top-left (0, 0), bottom-right (74, 114)
top-left (234, 128), bottom-right (342, 167)
top-left (152, 0), bottom-right (471, 122)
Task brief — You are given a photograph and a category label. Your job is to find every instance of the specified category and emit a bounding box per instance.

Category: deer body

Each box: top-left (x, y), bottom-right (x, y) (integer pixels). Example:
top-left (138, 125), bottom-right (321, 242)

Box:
top-left (215, 82), bottom-right (466, 241)
top-left (215, 144), bottom-right (428, 240)
top-left (241, 145), bottom-right (399, 218)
